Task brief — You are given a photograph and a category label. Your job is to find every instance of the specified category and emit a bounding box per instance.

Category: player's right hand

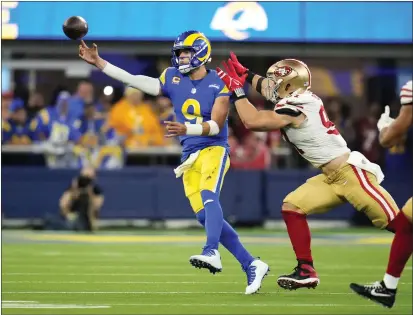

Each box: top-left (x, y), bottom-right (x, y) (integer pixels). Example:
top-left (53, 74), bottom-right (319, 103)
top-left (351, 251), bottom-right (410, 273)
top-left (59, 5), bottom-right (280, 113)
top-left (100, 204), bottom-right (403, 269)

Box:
top-left (78, 40), bottom-right (100, 65)
top-left (228, 51), bottom-right (249, 75)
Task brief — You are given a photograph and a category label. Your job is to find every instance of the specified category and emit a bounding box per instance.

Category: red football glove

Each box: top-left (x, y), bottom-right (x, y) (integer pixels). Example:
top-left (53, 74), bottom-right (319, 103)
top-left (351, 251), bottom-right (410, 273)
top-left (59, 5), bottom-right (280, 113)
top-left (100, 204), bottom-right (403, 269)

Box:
top-left (216, 60), bottom-right (247, 99)
top-left (229, 51), bottom-right (249, 76)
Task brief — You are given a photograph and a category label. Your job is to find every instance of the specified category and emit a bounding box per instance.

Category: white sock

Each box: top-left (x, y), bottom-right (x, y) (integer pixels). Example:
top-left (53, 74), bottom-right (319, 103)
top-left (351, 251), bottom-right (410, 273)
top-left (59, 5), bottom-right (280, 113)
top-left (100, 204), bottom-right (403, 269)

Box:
top-left (383, 273), bottom-right (399, 290)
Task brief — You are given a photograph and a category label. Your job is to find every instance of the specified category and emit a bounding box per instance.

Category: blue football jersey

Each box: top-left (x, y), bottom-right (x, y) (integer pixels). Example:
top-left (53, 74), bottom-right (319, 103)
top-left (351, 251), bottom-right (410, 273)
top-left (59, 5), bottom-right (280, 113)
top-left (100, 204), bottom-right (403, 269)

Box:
top-left (76, 116), bottom-right (118, 146)
top-left (31, 107), bottom-right (80, 143)
top-left (2, 119), bottom-right (34, 144)
top-left (159, 68), bottom-right (232, 161)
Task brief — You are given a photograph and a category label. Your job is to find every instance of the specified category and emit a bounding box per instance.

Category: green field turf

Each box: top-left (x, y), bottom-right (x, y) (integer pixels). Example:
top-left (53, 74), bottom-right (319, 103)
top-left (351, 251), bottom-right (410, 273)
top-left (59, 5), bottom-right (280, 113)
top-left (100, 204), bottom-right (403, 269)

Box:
top-left (2, 229), bottom-right (412, 314)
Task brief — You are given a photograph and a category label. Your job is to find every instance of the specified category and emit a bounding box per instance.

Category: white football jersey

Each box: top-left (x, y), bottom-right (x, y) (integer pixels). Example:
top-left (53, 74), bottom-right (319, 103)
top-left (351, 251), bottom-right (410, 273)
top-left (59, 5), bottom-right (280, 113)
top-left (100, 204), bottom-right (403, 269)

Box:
top-left (275, 92), bottom-right (350, 168)
top-left (400, 80), bottom-right (412, 105)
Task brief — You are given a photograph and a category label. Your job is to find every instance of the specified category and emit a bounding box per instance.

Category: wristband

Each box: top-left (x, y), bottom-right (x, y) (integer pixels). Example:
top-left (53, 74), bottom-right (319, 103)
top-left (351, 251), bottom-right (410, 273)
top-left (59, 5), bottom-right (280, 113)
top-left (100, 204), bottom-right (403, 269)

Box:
top-left (246, 70), bottom-right (256, 84)
top-left (185, 124), bottom-right (203, 135)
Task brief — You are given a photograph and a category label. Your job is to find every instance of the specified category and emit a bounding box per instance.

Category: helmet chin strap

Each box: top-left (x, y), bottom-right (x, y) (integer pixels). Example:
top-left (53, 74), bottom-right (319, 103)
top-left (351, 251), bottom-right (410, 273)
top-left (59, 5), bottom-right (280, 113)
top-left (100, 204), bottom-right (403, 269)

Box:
top-left (178, 64), bottom-right (194, 74)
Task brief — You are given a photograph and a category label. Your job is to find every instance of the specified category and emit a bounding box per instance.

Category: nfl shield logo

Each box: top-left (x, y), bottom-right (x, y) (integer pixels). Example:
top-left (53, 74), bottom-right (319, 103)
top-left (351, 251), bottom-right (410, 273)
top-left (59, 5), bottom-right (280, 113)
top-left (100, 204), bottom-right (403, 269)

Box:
top-left (191, 88), bottom-right (197, 94)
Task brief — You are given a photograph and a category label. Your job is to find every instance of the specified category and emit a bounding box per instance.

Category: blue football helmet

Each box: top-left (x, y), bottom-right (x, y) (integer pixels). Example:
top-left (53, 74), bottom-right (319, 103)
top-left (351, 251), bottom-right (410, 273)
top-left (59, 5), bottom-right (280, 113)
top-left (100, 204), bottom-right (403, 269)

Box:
top-left (171, 30), bottom-right (212, 74)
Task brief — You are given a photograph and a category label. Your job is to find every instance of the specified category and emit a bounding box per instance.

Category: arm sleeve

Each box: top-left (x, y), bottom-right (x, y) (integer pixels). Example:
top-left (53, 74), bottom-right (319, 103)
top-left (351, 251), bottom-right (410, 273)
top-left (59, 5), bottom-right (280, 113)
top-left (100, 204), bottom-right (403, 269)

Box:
top-left (102, 62), bottom-right (161, 96)
top-left (400, 80), bottom-right (412, 106)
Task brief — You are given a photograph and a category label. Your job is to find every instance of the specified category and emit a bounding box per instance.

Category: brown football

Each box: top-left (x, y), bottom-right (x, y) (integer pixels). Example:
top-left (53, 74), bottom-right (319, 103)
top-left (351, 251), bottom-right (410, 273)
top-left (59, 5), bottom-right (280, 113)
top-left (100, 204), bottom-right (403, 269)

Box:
top-left (63, 16), bottom-right (88, 40)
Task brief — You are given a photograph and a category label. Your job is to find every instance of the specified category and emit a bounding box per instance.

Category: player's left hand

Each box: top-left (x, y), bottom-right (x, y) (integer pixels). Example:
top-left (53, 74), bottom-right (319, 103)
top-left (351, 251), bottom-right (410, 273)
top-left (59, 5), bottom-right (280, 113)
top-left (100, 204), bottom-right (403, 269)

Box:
top-left (377, 105), bottom-right (394, 132)
top-left (228, 52), bottom-right (249, 76)
top-left (216, 60), bottom-right (247, 91)
top-left (217, 60), bottom-right (247, 99)
top-left (164, 121), bottom-right (187, 137)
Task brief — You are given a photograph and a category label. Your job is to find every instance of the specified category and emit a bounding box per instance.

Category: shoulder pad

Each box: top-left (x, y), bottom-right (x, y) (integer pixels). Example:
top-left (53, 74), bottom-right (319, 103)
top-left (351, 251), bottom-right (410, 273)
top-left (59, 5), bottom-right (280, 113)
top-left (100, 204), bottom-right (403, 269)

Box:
top-left (285, 92), bottom-right (320, 105)
top-left (159, 67), bottom-right (176, 85)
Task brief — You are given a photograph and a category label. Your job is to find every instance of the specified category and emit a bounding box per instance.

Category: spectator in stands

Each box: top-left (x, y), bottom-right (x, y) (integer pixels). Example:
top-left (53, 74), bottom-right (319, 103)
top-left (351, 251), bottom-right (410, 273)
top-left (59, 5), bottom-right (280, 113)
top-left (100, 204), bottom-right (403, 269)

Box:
top-left (31, 91), bottom-right (80, 143)
top-left (109, 87), bottom-right (165, 148)
top-left (97, 94), bottom-right (113, 120)
top-left (325, 98), bottom-right (355, 146)
top-left (231, 132), bottom-right (271, 170)
top-left (26, 91), bottom-right (45, 121)
top-left (155, 96), bottom-right (177, 146)
top-left (156, 96), bottom-right (175, 123)
top-left (68, 80), bottom-right (96, 119)
top-left (353, 103), bottom-right (383, 165)
top-left (2, 98), bottom-right (33, 145)
top-left (77, 103), bottom-right (119, 148)
top-left (45, 167), bottom-right (104, 231)
top-left (228, 127), bottom-right (239, 152)
top-left (1, 91), bottom-right (13, 122)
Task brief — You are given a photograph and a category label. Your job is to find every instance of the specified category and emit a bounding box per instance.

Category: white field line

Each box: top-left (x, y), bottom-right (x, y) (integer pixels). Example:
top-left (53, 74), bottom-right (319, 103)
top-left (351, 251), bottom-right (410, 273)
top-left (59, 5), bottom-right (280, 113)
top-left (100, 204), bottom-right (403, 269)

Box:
top-left (3, 264), bottom-right (410, 271)
top-left (2, 301), bottom-right (411, 308)
top-left (2, 291), bottom-right (412, 296)
top-left (2, 280), bottom-right (412, 285)
top-left (2, 272), bottom-right (392, 277)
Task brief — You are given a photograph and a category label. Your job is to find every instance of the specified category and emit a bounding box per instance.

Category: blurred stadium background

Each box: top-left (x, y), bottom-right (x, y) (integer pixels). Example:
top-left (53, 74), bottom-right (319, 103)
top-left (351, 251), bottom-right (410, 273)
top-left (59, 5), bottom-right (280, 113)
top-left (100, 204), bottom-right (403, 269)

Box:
top-left (1, 2), bottom-right (412, 314)
top-left (2, 1), bottom-right (412, 229)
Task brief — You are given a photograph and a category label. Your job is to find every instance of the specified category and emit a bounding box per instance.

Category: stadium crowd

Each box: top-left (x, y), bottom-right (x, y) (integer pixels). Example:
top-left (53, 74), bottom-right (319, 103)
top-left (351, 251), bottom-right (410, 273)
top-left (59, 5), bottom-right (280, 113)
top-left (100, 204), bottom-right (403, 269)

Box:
top-left (2, 79), bottom-right (411, 171)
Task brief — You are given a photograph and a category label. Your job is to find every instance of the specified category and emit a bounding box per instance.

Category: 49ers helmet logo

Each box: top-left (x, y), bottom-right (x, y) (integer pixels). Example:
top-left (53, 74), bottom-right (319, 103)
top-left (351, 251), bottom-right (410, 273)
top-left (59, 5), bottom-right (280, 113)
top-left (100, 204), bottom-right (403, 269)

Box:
top-left (274, 66), bottom-right (293, 77)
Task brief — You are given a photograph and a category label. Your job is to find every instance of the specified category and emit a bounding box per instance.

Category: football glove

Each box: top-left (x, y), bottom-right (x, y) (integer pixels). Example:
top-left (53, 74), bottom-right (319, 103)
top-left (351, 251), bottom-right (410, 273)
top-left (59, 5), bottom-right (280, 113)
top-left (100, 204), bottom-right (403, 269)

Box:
top-left (216, 60), bottom-right (247, 100)
top-left (229, 51), bottom-right (249, 76)
top-left (377, 105), bottom-right (395, 132)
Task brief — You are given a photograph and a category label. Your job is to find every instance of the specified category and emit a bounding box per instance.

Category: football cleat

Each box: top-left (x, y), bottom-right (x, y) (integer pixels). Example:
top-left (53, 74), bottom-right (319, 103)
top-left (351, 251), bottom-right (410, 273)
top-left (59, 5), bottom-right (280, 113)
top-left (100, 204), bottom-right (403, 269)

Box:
top-left (350, 281), bottom-right (396, 308)
top-left (189, 249), bottom-right (222, 274)
top-left (277, 263), bottom-right (319, 290)
top-left (245, 259), bottom-right (270, 295)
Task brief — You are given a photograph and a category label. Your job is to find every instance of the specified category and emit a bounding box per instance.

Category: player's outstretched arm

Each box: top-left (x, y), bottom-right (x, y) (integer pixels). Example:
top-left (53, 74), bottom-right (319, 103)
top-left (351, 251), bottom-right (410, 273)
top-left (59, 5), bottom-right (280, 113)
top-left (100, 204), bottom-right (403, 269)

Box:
top-left (233, 98), bottom-right (292, 131)
top-left (78, 41), bottom-right (161, 96)
top-left (217, 62), bottom-right (292, 131)
top-left (379, 105), bottom-right (412, 148)
top-left (228, 52), bottom-right (269, 99)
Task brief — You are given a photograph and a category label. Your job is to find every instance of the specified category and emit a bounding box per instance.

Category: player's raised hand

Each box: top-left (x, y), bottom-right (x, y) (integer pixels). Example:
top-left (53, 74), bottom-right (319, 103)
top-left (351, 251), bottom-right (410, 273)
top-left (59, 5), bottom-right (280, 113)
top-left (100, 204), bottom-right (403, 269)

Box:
top-left (216, 61), bottom-right (247, 92)
top-left (377, 105), bottom-right (394, 131)
top-left (229, 51), bottom-right (248, 75)
top-left (164, 121), bottom-right (187, 137)
top-left (78, 40), bottom-right (100, 65)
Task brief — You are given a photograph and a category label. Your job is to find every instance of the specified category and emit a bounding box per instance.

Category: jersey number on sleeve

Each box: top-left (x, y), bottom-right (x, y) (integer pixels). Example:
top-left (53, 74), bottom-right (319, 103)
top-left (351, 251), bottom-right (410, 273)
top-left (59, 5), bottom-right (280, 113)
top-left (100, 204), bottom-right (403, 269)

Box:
top-left (182, 99), bottom-right (203, 125)
top-left (319, 106), bottom-right (339, 135)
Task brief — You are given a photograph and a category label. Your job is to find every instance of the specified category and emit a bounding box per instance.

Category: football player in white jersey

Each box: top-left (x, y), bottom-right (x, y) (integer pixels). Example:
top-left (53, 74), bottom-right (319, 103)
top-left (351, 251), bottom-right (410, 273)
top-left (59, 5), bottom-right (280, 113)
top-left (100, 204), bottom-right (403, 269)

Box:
top-left (350, 80), bottom-right (412, 308)
top-left (216, 53), bottom-right (405, 293)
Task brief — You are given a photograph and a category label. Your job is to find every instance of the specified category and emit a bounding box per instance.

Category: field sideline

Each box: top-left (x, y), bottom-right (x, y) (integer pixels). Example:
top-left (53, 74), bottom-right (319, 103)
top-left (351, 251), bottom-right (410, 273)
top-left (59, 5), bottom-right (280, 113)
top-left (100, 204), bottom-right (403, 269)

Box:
top-left (2, 229), bottom-right (412, 314)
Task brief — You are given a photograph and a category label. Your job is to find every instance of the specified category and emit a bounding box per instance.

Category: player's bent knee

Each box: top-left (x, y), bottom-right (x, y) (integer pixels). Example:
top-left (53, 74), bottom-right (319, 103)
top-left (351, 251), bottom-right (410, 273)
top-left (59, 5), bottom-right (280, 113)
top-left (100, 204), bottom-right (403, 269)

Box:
top-left (282, 202), bottom-right (305, 215)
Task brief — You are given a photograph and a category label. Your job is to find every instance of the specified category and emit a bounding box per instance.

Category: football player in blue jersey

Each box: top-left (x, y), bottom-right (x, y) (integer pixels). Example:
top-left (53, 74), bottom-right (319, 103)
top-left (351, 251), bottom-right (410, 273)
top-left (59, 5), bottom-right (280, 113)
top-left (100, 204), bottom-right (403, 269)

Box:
top-left (78, 30), bottom-right (269, 294)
